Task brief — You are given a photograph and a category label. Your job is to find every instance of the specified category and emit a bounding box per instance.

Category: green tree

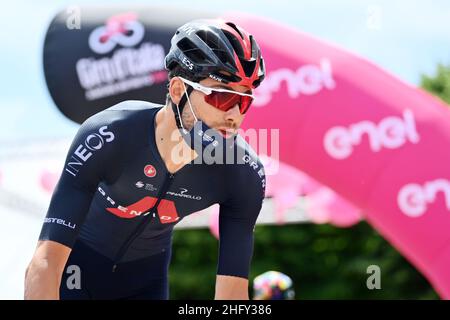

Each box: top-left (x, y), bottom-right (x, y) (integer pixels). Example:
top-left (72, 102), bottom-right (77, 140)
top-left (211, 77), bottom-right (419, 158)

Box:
top-left (169, 223), bottom-right (438, 299)
top-left (421, 63), bottom-right (450, 105)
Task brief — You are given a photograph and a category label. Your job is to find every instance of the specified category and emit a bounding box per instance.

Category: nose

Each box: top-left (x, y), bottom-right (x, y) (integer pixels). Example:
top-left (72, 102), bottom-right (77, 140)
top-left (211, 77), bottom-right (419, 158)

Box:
top-left (224, 104), bottom-right (242, 124)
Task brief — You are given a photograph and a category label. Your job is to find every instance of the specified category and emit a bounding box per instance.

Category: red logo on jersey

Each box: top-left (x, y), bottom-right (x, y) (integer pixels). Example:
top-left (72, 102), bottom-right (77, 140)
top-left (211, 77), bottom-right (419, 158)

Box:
top-left (106, 197), bottom-right (180, 224)
top-left (157, 199), bottom-right (180, 223)
top-left (144, 164), bottom-right (157, 178)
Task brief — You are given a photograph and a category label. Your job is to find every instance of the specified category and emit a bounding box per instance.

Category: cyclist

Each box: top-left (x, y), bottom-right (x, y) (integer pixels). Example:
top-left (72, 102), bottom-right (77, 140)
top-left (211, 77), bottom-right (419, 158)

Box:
top-left (253, 271), bottom-right (295, 300)
top-left (25, 19), bottom-right (266, 300)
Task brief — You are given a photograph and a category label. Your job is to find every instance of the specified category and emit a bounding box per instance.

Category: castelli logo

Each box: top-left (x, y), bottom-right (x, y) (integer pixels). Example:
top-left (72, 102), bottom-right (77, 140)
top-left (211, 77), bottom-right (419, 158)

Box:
top-left (144, 164), bottom-right (156, 178)
top-left (144, 164), bottom-right (157, 178)
top-left (253, 59), bottom-right (336, 107)
top-left (324, 109), bottom-right (420, 160)
top-left (398, 179), bottom-right (450, 217)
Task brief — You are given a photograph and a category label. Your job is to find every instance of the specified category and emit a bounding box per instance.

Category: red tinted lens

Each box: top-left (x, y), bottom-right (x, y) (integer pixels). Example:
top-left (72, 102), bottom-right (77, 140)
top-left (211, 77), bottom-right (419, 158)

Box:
top-left (204, 91), bottom-right (239, 111)
top-left (239, 96), bottom-right (253, 114)
top-left (204, 91), bottom-right (253, 114)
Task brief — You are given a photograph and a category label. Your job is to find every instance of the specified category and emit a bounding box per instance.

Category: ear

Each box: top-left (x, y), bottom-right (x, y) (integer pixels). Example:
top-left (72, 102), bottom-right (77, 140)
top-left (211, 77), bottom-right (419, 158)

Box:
top-left (169, 77), bottom-right (185, 105)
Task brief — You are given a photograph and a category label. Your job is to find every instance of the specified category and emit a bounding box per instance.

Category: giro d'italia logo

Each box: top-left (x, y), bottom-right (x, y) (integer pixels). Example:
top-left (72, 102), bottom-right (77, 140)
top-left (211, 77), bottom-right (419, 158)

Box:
top-left (88, 12), bottom-right (145, 54)
top-left (144, 164), bottom-right (157, 178)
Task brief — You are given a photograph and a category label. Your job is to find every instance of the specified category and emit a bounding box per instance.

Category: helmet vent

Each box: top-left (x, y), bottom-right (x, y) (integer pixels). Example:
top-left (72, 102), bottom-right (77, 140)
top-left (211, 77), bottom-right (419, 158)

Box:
top-left (222, 30), bottom-right (244, 58)
top-left (225, 22), bottom-right (244, 39)
top-left (196, 30), bottom-right (220, 50)
top-left (177, 38), bottom-right (208, 64)
top-left (240, 59), bottom-right (256, 77)
top-left (196, 30), bottom-right (231, 66)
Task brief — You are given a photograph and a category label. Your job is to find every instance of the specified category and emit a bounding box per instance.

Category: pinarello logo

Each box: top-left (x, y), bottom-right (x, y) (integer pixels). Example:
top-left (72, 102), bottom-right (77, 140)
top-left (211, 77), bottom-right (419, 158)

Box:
top-left (144, 164), bottom-right (157, 178)
top-left (88, 12), bottom-right (145, 54)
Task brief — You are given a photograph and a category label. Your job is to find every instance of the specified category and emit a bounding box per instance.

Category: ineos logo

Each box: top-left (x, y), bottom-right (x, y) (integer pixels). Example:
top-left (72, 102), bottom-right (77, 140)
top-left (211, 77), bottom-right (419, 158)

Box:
top-left (65, 126), bottom-right (115, 177)
top-left (182, 57), bottom-right (194, 70)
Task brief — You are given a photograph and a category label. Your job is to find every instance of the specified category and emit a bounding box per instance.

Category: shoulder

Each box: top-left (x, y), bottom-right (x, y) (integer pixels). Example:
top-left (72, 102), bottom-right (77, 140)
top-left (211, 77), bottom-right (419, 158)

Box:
top-left (87, 100), bottom-right (162, 126)
top-left (224, 135), bottom-right (266, 201)
top-left (80, 100), bottom-right (162, 144)
top-left (105, 100), bottom-right (163, 113)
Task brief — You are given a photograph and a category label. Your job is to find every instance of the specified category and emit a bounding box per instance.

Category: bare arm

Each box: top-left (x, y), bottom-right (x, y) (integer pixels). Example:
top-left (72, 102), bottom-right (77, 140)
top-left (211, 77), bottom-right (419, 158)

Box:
top-left (215, 154), bottom-right (265, 300)
top-left (215, 275), bottom-right (249, 300)
top-left (24, 240), bottom-right (71, 300)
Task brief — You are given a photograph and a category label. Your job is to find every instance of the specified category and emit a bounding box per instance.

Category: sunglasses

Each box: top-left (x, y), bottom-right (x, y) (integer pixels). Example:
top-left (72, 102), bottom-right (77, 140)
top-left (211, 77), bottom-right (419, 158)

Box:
top-left (178, 77), bottom-right (254, 114)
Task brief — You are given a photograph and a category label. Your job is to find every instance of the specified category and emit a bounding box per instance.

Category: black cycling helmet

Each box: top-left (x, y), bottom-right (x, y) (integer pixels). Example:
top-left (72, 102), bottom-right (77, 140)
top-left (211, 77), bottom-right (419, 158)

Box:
top-left (164, 19), bottom-right (265, 89)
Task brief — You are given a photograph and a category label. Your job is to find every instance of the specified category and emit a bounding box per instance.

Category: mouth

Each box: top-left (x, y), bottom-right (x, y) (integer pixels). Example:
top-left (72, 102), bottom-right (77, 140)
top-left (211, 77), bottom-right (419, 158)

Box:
top-left (218, 128), bottom-right (236, 139)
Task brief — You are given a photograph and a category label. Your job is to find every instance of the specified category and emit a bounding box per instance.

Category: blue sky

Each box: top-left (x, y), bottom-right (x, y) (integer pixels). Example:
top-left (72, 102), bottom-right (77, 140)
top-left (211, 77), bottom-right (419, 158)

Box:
top-left (1, 0), bottom-right (449, 141)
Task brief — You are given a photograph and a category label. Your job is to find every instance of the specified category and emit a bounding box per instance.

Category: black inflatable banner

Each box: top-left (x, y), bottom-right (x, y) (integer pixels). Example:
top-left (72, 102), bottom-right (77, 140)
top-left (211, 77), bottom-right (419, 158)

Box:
top-left (43, 6), bottom-right (216, 124)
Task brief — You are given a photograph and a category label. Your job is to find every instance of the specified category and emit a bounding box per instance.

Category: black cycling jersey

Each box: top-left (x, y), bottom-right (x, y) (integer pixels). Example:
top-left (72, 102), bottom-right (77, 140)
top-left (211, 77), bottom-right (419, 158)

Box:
top-left (39, 100), bottom-right (266, 279)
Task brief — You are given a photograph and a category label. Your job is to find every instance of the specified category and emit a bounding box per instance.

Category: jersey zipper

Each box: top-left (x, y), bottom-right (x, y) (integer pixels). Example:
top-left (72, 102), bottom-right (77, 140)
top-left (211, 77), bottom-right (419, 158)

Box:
top-left (112, 172), bottom-right (175, 272)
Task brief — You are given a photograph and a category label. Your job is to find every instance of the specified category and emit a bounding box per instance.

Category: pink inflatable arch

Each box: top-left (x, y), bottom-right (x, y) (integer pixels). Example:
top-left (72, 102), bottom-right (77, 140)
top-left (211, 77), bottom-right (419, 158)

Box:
top-left (223, 12), bottom-right (450, 298)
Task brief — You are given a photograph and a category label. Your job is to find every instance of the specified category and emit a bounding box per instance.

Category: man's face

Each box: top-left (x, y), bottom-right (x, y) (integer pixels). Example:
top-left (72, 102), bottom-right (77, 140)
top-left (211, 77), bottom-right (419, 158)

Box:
top-left (178, 77), bottom-right (252, 138)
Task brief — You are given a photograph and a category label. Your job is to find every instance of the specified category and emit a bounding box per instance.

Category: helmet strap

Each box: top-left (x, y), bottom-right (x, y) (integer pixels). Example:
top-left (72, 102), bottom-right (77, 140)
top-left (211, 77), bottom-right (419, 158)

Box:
top-left (172, 85), bottom-right (194, 131)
